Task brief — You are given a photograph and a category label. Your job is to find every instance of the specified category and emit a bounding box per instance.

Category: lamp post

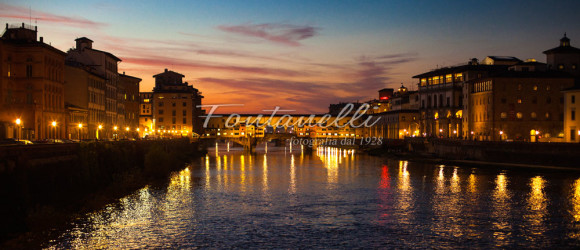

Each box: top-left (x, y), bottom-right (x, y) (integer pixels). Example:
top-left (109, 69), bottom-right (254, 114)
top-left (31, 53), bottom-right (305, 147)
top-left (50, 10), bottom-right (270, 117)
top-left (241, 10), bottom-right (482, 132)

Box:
top-left (97, 124), bottom-right (103, 140)
top-left (125, 127), bottom-right (129, 139)
top-left (499, 130), bottom-right (504, 141)
top-left (114, 126), bottom-right (118, 140)
top-left (15, 118), bottom-right (21, 141)
top-left (78, 123), bottom-right (83, 141)
top-left (51, 121), bottom-right (57, 140)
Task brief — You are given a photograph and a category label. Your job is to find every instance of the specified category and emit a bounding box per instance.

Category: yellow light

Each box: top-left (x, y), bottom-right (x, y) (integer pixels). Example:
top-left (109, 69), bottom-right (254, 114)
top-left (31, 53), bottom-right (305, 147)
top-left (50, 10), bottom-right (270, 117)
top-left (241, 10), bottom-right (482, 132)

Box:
top-left (439, 129), bottom-right (443, 132)
top-left (15, 118), bottom-right (21, 125)
top-left (136, 128), bottom-right (140, 132)
top-left (500, 130), bottom-right (503, 135)
top-left (78, 123), bottom-right (83, 128)
top-left (453, 130), bottom-right (457, 134)
top-left (98, 124), bottom-right (102, 130)
top-left (125, 127), bottom-right (129, 131)
top-left (114, 126), bottom-right (118, 131)
top-left (51, 121), bottom-right (57, 127)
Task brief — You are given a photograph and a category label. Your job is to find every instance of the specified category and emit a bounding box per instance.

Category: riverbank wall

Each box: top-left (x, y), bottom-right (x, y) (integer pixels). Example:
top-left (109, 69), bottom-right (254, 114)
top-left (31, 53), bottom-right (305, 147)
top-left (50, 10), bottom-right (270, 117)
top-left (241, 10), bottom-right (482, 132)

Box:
top-left (394, 138), bottom-right (580, 168)
top-left (0, 139), bottom-right (206, 242)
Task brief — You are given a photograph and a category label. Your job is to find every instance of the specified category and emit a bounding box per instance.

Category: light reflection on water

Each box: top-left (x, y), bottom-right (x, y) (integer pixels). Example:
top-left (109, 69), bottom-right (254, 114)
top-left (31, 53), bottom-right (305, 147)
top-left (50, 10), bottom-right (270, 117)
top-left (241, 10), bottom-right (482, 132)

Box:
top-left (47, 147), bottom-right (580, 248)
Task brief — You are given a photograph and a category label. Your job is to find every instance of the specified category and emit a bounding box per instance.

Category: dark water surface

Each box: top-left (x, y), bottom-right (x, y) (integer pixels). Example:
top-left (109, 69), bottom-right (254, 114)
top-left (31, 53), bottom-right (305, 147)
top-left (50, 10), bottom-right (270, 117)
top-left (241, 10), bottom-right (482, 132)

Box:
top-left (46, 147), bottom-right (580, 248)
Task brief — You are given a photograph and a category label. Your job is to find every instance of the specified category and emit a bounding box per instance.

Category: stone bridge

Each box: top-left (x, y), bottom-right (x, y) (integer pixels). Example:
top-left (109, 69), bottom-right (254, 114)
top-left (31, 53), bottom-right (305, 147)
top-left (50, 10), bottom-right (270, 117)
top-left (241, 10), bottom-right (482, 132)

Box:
top-left (222, 133), bottom-right (295, 152)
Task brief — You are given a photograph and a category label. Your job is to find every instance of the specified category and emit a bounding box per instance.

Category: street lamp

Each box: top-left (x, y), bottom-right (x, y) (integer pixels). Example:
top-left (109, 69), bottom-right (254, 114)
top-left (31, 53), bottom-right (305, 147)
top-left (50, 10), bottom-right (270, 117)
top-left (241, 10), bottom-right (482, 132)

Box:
top-left (125, 127), bottom-right (129, 139)
top-left (51, 121), bottom-right (57, 140)
top-left (97, 124), bottom-right (103, 140)
top-left (114, 126), bottom-right (118, 140)
top-left (15, 118), bottom-right (21, 141)
top-left (78, 123), bottom-right (83, 140)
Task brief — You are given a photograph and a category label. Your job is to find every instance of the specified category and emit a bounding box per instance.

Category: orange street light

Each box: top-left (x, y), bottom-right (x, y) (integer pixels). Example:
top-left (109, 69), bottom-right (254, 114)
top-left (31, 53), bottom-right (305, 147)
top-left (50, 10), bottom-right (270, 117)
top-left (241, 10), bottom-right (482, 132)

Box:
top-left (15, 118), bottom-right (21, 141)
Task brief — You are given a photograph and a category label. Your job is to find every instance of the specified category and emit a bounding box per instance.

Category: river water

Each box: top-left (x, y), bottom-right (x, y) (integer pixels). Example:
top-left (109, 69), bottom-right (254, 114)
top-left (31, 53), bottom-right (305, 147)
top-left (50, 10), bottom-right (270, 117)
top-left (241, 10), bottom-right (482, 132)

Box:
top-left (46, 146), bottom-right (580, 248)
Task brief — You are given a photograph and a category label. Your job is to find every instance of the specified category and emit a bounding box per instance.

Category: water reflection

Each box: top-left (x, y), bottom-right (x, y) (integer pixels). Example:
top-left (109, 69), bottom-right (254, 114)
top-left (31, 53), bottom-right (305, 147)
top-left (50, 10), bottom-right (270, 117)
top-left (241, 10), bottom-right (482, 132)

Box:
top-left (45, 149), bottom-right (580, 248)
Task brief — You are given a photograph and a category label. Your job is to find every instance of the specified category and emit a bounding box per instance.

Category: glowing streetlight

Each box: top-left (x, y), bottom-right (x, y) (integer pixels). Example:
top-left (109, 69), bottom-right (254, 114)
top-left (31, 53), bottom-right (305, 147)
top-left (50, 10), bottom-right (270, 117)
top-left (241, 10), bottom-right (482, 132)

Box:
top-left (15, 118), bottom-right (21, 141)
top-left (114, 126), bottom-right (118, 140)
top-left (97, 124), bottom-right (103, 140)
top-left (51, 121), bottom-right (57, 140)
top-left (78, 123), bottom-right (83, 140)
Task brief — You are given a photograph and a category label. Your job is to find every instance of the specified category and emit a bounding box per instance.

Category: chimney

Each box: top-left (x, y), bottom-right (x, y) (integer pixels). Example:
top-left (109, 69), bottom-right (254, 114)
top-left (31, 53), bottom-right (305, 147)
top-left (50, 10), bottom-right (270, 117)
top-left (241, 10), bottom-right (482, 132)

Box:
top-left (165, 68), bottom-right (168, 72)
top-left (22, 22), bottom-right (25, 28)
top-left (39, 37), bottom-right (43, 43)
top-left (5, 23), bottom-right (8, 29)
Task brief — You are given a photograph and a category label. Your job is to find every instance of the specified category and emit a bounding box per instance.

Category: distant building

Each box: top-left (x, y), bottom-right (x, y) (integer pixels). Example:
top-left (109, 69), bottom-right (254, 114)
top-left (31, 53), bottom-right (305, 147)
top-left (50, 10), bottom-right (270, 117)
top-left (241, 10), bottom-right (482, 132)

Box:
top-left (563, 86), bottom-right (580, 142)
top-left (544, 33), bottom-right (580, 77)
top-left (414, 57), bottom-right (518, 138)
top-left (119, 73), bottom-right (141, 138)
top-left (468, 69), bottom-right (573, 141)
top-left (369, 85), bottom-right (420, 139)
top-left (0, 23), bottom-right (66, 140)
top-left (150, 69), bottom-right (203, 137)
top-left (328, 102), bottom-right (363, 116)
top-left (64, 62), bottom-right (106, 139)
top-left (139, 92), bottom-right (153, 137)
top-left (66, 37), bottom-right (121, 138)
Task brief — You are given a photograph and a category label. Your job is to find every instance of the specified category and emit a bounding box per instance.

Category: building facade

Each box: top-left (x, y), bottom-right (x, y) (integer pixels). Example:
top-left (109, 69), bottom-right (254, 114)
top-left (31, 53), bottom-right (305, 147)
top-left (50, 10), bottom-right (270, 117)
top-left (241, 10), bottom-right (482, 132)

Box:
top-left (64, 62), bottom-right (106, 139)
top-left (0, 23), bottom-right (66, 140)
top-left (66, 37), bottom-right (121, 138)
top-left (150, 69), bottom-right (203, 138)
top-left (119, 73), bottom-right (141, 138)
top-left (563, 86), bottom-right (580, 142)
top-left (469, 70), bottom-right (573, 141)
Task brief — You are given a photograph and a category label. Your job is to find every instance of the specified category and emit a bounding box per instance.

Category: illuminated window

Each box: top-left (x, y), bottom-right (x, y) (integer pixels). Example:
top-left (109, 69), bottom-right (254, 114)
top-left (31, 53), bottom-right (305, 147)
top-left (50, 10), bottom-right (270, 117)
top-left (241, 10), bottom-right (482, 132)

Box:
top-left (545, 112), bottom-right (551, 120)
top-left (518, 84), bottom-right (522, 91)
top-left (558, 64), bottom-right (564, 70)
top-left (533, 85), bottom-right (538, 91)
top-left (516, 112), bottom-right (523, 119)
top-left (531, 112), bottom-right (537, 119)
top-left (500, 112), bottom-right (507, 119)
top-left (517, 99), bottom-right (522, 104)
top-left (546, 85), bottom-right (551, 91)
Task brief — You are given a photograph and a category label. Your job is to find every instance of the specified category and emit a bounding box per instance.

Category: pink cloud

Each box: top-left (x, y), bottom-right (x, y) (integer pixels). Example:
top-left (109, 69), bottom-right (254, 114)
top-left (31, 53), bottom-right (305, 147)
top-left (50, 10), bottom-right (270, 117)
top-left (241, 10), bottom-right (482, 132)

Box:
top-left (122, 56), bottom-right (306, 77)
top-left (217, 23), bottom-right (318, 46)
top-left (0, 3), bottom-right (107, 28)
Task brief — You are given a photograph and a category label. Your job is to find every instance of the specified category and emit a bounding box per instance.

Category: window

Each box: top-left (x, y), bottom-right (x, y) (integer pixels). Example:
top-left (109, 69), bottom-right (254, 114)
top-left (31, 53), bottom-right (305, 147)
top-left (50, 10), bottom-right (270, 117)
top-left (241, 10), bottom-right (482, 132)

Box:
top-left (159, 118), bottom-right (164, 123)
top-left (158, 102), bottom-right (164, 107)
top-left (172, 117), bottom-right (176, 124)
top-left (500, 112), bottom-right (507, 119)
top-left (183, 102), bottom-right (187, 107)
top-left (517, 98), bottom-right (522, 104)
top-left (545, 112), bottom-right (551, 120)
top-left (573, 95), bottom-right (576, 104)
top-left (158, 109), bottom-right (164, 115)
top-left (516, 112), bottom-right (523, 119)
top-left (531, 112), bottom-right (537, 119)
top-left (501, 98), bottom-right (507, 104)
top-left (447, 97), bottom-right (450, 107)
top-left (546, 97), bottom-right (552, 104)
top-left (182, 110), bottom-right (186, 116)
top-left (172, 102), bottom-right (176, 107)
top-left (533, 85), bottom-right (538, 91)
top-left (559, 64), bottom-right (564, 70)
top-left (572, 110), bottom-right (576, 121)
top-left (172, 110), bottom-right (176, 116)
top-left (532, 96), bottom-right (537, 104)
top-left (183, 118), bottom-right (187, 124)
top-left (572, 130), bottom-right (577, 141)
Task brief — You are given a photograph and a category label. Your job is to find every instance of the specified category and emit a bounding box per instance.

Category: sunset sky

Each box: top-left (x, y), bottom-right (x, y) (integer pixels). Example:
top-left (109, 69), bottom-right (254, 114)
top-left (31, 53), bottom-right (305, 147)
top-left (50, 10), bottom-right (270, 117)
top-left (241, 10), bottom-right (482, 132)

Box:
top-left (1, 0), bottom-right (580, 113)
